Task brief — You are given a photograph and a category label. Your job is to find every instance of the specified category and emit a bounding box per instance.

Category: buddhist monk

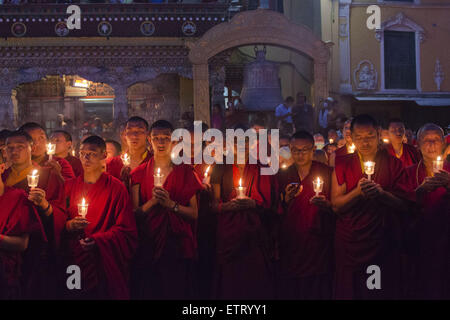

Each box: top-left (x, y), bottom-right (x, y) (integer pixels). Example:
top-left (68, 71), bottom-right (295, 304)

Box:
top-left (386, 118), bottom-right (421, 168)
top-left (334, 119), bottom-right (354, 158)
top-left (331, 114), bottom-right (411, 300)
top-left (19, 122), bottom-right (75, 181)
top-left (2, 130), bottom-right (65, 299)
top-left (0, 151), bottom-right (45, 299)
top-left (106, 116), bottom-right (152, 187)
top-left (210, 126), bottom-right (279, 300)
top-left (63, 136), bottom-right (138, 299)
top-left (404, 123), bottom-right (450, 299)
top-left (50, 130), bottom-right (83, 177)
top-left (277, 131), bottom-right (334, 300)
top-left (130, 120), bottom-right (202, 299)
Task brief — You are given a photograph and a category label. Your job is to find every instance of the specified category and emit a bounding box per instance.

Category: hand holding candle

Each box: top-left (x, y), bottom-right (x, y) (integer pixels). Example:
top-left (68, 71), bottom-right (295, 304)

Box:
top-left (203, 165), bottom-right (211, 184)
top-left (154, 167), bottom-right (164, 187)
top-left (313, 177), bottom-right (323, 197)
top-left (364, 161), bottom-right (375, 181)
top-left (78, 198), bottom-right (88, 219)
top-left (121, 153), bottom-right (130, 166)
top-left (433, 156), bottom-right (444, 174)
top-left (27, 169), bottom-right (39, 188)
top-left (46, 143), bottom-right (56, 161)
top-left (348, 143), bottom-right (356, 154)
top-left (237, 178), bottom-right (246, 199)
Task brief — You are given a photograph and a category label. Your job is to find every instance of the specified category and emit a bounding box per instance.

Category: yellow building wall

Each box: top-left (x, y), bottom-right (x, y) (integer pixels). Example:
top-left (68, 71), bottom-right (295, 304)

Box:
top-left (179, 77), bottom-right (193, 113)
top-left (349, 4), bottom-right (450, 92)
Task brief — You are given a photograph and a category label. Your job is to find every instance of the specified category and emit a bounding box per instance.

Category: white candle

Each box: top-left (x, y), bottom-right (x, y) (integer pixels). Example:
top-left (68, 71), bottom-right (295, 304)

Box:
top-left (364, 161), bottom-right (376, 181)
top-left (237, 178), bottom-right (246, 199)
top-left (27, 169), bottom-right (39, 188)
top-left (47, 143), bottom-right (56, 161)
top-left (203, 165), bottom-right (211, 184)
top-left (348, 143), bottom-right (356, 154)
top-left (78, 197), bottom-right (88, 219)
top-left (121, 153), bottom-right (130, 166)
top-left (154, 167), bottom-right (164, 187)
top-left (313, 177), bottom-right (323, 197)
top-left (433, 156), bottom-right (444, 174)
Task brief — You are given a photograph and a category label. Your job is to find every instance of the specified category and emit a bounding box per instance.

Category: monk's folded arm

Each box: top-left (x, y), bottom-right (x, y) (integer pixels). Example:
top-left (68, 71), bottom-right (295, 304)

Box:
top-left (172, 195), bottom-right (198, 220)
top-left (331, 169), bottom-right (362, 214)
top-left (0, 234), bottom-right (29, 252)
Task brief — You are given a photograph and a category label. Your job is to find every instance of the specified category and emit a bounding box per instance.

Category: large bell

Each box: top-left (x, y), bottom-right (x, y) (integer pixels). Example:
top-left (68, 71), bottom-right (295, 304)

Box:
top-left (240, 46), bottom-right (283, 111)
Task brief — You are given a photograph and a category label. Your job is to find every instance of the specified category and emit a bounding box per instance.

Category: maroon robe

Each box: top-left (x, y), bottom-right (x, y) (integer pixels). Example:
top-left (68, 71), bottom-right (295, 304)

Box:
top-left (335, 146), bottom-right (349, 158)
top-left (130, 157), bottom-right (202, 299)
top-left (2, 165), bottom-right (66, 299)
top-left (277, 161), bottom-right (334, 299)
top-left (106, 151), bottom-right (152, 180)
top-left (404, 161), bottom-right (450, 299)
top-left (334, 149), bottom-right (411, 299)
top-left (0, 187), bottom-right (46, 299)
top-left (211, 163), bottom-right (278, 300)
top-left (385, 143), bottom-right (421, 168)
top-left (65, 155), bottom-right (83, 178)
top-left (63, 173), bottom-right (138, 299)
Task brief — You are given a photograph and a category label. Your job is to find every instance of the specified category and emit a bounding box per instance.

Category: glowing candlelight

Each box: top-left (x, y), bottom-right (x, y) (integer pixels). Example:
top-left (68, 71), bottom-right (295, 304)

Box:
top-left (364, 161), bottom-right (376, 181)
top-left (78, 197), bottom-right (88, 219)
top-left (47, 143), bottom-right (56, 161)
top-left (348, 143), bottom-right (356, 154)
top-left (281, 163), bottom-right (287, 169)
top-left (236, 178), bottom-right (246, 199)
top-left (121, 153), bottom-right (130, 166)
top-left (203, 165), bottom-right (211, 184)
top-left (27, 169), bottom-right (39, 188)
top-left (313, 177), bottom-right (323, 197)
top-left (433, 156), bottom-right (444, 174)
top-left (154, 167), bottom-right (164, 187)
top-left (329, 138), bottom-right (334, 144)
top-left (383, 138), bottom-right (390, 144)
top-left (72, 149), bottom-right (76, 157)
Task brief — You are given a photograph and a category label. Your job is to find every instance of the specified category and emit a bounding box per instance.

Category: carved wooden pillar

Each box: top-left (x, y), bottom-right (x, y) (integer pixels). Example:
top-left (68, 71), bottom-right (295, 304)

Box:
top-left (192, 63), bottom-right (210, 126)
top-left (0, 89), bottom-right (15, 129)
top-left (112, 85), bottom-right (129, 121)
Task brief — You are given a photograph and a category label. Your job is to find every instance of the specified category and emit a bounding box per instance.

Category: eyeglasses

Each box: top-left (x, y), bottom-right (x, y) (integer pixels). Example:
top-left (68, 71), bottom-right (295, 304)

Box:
top-left (291, 146), bottom-right (314, 155)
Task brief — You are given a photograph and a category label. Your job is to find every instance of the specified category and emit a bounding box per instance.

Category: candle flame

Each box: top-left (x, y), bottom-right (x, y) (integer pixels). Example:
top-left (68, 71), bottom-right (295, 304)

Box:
top-left (239, 178), bottom-right (242, 188)
top-left (437, 156), bottom-right (442, 161)
top-left (31, 169), bottom-right (38, 177)
top-left (383, 139), bottom-right (389, 143)
top-left (157, 167), bottom-right (160, 175)
top-left (329, 139), bottom-right (334, 144)
top-left (316, 177), bottom-right (322, 183)
top-left (82, 198), bottom-right (86, 206)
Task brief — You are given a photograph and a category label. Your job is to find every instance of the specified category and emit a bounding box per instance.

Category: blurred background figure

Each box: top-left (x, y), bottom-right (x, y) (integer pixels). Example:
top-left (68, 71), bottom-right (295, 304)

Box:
top-left (105, 139), bottom-right (122, 160)
top-left (211, 103), bottom-right (224, 131)
top-left (313, 148), bottom-right (328, 165)
top-left (327, 129), bottom-right (338, 144)
top-left (292, 92), bottom-right (313, 134)
top-left (313, 133), bottom-right (325, 150)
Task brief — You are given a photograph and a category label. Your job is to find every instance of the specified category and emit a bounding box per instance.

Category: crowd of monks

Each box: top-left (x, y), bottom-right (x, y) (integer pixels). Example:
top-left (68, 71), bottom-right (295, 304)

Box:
top-left (0, 114), bottom-right (449, 300)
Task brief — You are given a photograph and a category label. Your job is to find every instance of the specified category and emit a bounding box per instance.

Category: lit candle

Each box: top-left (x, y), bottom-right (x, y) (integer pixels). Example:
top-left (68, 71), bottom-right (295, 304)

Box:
top-left (46, 143), bottom-right (56, 161)
top-left (433, 156), bottom-right (444, 174)
top-left (121, 153), bottom-right (130, 166)
top-left (78, 198), bottom-right (88, 219)
top-left (171, 152), bottom-right (175, 161)
top-left (329, 138), bottom-right (334, 144)
top-left (237, 178), bottom-right (246, 199)
top-left (281, 163), bottom-right (287, 169)
top-left (203, 165), bottom-right (211, 184)
top-left (364, 161), bottom-right (376, 181)
top-left (72, 149), bottom-right (76, 157)
top-left (154, 167), bottom-right (164, 187)
top-left (27, 169), bottom-right (39, 188)
top-left (383, 138), bottom-right (390, 144)
top-left (313, 177), bottom-right (323, 197)
top-left (348, 143), bottom-right (356, 154)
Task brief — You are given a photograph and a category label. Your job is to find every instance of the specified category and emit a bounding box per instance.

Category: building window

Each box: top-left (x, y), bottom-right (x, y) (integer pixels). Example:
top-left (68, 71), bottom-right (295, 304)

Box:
top-left (384, 31), bottom-right (416, 90)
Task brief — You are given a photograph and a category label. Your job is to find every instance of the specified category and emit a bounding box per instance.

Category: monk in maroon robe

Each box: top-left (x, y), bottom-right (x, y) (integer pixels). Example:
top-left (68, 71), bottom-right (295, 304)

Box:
top-left (50, 130), bottom-right (83, 177)
top-left (385, 119), bottom-right (421, 168)
top-left (404, 123), bottom-right (450, 299)
top-left (2, 130), bottom-right (66, 299)
top-left (63, 136), bottom-right (138, 299)
top-left (331, 115), bottom-right (411, 300)
top-left (0, 155), bottom-right (46, 299)
top-left (277, 131), bottom-right (334, 300)
top-left (210, 132), bottom-right (278, 300)
top-left (20, 122), bottom-right (75, 181)
top-left (130, 120), bottom-right (202, 299)
top-left (334, 119), bottom-right (354, 158)
top-left (106, 117), bottom-right (152, 189)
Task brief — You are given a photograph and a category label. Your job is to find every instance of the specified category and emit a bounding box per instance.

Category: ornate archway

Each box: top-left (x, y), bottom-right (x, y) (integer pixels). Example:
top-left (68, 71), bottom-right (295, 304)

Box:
top-left (187, 8), bottom-right (333, 125)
